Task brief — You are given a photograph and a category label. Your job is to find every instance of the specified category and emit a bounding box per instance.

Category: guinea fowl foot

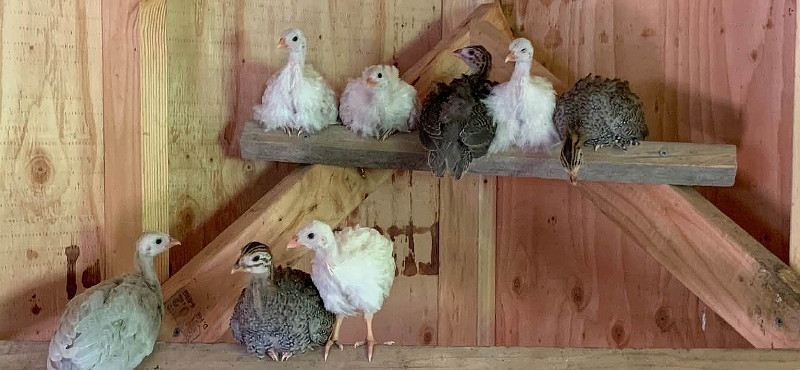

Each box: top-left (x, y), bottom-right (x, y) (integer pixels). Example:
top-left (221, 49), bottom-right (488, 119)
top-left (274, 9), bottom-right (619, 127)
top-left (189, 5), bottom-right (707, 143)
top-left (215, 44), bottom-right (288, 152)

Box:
top-left (354, 340), bottom-right (395, 362)
top-left (267, 349), bottom-right (279, 362)
top-left (323, 339), bottom-right (343, 361)
top-left (280, 352), bottom-right (293, 361)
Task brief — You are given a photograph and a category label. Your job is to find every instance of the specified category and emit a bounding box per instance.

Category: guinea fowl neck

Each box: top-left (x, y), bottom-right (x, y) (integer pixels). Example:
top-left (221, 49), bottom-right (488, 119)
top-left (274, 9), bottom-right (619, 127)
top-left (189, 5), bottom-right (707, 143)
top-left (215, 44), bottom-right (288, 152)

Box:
top-left (288, 48), bottom-right (306, 66)
top-left (249, 272), bottom-right (275, 291)
top-left (472, 61), bottom-right (490, 79)
top-left (511, 60), bottom-right (532, 82)
top-left (136, 252), bottom-right (160, 287)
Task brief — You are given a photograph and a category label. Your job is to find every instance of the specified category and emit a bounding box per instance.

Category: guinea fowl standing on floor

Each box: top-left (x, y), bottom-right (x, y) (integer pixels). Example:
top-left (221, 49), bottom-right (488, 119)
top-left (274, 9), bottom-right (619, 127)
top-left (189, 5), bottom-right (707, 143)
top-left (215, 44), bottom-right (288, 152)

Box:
top-left (288, 221), bottom-right (395, 362)
top-left (340, 64), bottom-right (419, 140)
top-left (229, 242), bottom-right (334, 362)
top-left (484, 38), bottom-right (558, 153)
top-left (48, 232), bottom-right (181, 370)
top-left (419, 45), bottom-right (497, 180)
top-left (554, 74), bottom-right (648, 184)
top-left (252, 28), bottom-right (337, 136)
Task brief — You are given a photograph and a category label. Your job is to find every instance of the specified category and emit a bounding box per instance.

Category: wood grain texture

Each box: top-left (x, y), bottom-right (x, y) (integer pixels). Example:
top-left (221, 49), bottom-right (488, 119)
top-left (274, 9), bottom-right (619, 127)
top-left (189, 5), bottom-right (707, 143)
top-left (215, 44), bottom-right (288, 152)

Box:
top-left (791, 0), bottom-right (800, 273)
top-left (0, 0), bottom-right (105, 340)
top-left (579, 183), bottom-right (800, 348)
top-left (496, 179), bottom-right (750, 348)
top-left (497, 0), bottom-right (792, 348)
top-left (140, 0), bottom-right (170, 281)
top-left (5, 341), bottom-right (800, 370)
top-left (241, 122), bottom-right (737, 186)
top-left (103, 0), bottom-right (143, 281)
top-left (159, 166), bottom-right (392, 342)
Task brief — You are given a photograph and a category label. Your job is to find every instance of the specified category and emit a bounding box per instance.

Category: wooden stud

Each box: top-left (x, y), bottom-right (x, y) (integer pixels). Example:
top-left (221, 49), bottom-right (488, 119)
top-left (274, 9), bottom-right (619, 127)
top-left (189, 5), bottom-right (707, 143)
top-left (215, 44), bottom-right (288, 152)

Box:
top-left (578, 182), bottom-right (800, 348)
top-left (139, 0), bottom-right (170, 282)
top-left (791, 0), bottom-right (800, 273)
top-left (6, 341), bottom-right (800, 369)
top-left (158, 166), bottom-right (392, 342)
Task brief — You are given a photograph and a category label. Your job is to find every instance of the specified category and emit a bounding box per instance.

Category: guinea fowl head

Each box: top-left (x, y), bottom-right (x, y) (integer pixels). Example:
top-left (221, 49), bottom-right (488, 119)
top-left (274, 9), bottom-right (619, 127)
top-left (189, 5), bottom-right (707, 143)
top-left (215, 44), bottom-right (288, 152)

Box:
top-left (287, 220), bottom-right (335, 252)
top-left (559, 125), bottom-right (584, 186)
top-left (136, 231), bottom-right (180, 258)
top-left (453, 45), bottom-right (491, 78)
top-left (505, 38), bottom-right (533, 63)
top-left (231, 242), bottom-right (273, 275)
top-left (363, 65), bottom-right (399, 88)
top-left (278, 28), bottom-right (306, 52)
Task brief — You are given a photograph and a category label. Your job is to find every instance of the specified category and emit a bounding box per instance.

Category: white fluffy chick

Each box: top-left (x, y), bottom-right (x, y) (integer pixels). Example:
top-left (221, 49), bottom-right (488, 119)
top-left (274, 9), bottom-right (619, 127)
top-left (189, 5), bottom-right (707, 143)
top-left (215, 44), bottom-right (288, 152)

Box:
top-left (253, 28), bottom-right (337, 136)
top-left (484, 38), bottom-right (558, 153)
top-left (288, 220), bottom-right (395, 362)
top-left (339, 65), bottom-right (419, 140)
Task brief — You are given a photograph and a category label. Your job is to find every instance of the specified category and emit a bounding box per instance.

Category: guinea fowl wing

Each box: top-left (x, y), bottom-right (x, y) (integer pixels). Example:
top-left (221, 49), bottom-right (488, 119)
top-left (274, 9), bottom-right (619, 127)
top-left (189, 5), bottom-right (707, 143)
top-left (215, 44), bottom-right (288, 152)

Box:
top-left (49, 276), bottom-right (162, 370)
top-left (419, 83), bottom-right (449, 150)
top-left (275, 267), bottom-right (334, 346)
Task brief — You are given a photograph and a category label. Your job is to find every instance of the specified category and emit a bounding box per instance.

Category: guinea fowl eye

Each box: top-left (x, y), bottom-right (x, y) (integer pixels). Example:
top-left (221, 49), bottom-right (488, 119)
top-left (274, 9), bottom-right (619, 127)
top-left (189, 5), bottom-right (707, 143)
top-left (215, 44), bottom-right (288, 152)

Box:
top-left (155, 238), bottom-right (162, 245)
top-left (521, 48), bottom-right (527, 53)
top-left (468, 50), bottom-right (474, 56)
top-left (377, 73), bottom-right (382, 78)
top-left (252, 255), bottom-right (260, 262)
top-left (292, 36), bottom-right (298, 42)
top-left (308, 233), bottom-right (315, 240)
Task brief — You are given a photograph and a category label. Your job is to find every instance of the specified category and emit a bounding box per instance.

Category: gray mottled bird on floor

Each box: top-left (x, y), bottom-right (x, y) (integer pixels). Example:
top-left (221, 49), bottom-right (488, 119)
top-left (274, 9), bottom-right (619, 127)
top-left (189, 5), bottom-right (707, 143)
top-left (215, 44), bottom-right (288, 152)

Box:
top-left (229, 241), bottom-right (334, 362)
top-left (419, 45), bottom-right (497, 180)
top-left (48, 231), bottom-right (181, 370)
top-left (554, 74), bottom-right (648, 184)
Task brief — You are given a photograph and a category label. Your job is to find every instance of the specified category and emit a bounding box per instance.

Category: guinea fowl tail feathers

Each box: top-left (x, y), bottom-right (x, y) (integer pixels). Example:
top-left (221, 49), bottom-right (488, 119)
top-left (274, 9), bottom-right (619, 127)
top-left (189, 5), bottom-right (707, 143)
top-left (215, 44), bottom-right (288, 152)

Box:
top-left (452, 148), bottom-right (473, 180)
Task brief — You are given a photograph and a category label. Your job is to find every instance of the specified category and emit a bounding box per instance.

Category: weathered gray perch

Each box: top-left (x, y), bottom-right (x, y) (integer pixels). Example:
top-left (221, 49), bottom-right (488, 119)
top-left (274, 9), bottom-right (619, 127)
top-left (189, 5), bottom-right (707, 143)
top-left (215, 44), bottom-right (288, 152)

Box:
top-left (240, 121), bottom-right (737, 186)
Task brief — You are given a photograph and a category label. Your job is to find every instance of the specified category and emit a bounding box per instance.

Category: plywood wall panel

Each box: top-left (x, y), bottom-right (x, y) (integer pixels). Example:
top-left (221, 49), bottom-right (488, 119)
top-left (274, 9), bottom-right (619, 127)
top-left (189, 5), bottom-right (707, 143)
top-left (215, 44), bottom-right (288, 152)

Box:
top-left (0, 0), bottom-right (104, 340)
top-left (496, 0), bottom-right (793, 348)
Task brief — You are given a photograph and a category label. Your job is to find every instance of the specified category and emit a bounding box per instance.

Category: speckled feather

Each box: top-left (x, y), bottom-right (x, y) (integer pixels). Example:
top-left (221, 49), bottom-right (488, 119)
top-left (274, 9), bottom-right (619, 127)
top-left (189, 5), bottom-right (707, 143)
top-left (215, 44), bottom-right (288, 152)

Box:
top-left (554, 74), bottom-right (648, 148)
top-left (419, 46), bottom-right (496, 180)
top-left (230, 266), bottom-right (334, 357)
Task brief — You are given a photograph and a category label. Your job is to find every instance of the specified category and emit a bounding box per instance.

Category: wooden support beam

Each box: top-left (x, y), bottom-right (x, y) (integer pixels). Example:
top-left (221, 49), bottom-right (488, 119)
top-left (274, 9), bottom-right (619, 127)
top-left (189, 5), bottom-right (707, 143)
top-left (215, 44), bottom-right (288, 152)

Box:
top-left (790, 0), bottom-right (800, 273)
top-left (240, 122), bottom-right (737, 187)
top-left (139, 0), bottom-right (170, 282)
top-left (5, 341), bottom-right (800, 369)
top-left (577, 183), bottom-right (800, 348)
top-left (158, 165), bottom-right (391, 342)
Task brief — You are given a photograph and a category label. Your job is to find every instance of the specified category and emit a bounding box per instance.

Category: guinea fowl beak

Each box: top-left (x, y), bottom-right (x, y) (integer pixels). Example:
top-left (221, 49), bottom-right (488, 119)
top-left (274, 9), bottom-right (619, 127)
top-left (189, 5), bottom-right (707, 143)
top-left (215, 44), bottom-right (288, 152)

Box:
top-left (277, 38), bottom-right (287, 48)
top-left (365, 78), bottom-right (377, 87)
top-left (230, 262), bottom-right (241, 275)
top-left (504, 53), bottom-right (516, 63)
top-left (452, 49), bottom-right (462, 58)
top-left (568, 171), bottom-right (579, 186)
top-left (286, 236), bottom-right (302, 249)
top-left (168, 238), bottom-right (181, 248)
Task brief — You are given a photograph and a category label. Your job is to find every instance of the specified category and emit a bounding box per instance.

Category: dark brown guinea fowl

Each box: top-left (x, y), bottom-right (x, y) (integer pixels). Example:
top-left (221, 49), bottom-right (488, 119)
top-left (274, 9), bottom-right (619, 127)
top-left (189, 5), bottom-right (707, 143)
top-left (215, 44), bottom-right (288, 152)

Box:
top-left (554, 74), bottom-right (648, 184)
top-left (419, 45), bottom-right (496, 180)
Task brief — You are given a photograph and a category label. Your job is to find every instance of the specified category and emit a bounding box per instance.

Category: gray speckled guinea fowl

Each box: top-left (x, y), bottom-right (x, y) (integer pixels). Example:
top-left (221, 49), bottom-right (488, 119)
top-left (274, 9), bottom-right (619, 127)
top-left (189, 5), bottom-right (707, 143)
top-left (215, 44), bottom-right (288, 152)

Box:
top-left (554, 74), bottom-right (648, 184)
top-left (230, 242), bottom-right (334, 361)
top-left (47, 232), bottom-right (181, 370)
top-left (419, 45), bottom-right (497, 180)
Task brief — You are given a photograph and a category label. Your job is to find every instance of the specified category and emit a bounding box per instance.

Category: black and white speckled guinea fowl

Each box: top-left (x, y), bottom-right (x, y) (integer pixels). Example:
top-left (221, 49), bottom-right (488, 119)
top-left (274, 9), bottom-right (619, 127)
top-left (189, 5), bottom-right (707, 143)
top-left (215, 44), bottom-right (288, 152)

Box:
top-left (554, 74), bottom-right (648, 184)
top-left (230, 242), bottom-right (334, 362)
top-left (419, 45), bottom-right (497, 180)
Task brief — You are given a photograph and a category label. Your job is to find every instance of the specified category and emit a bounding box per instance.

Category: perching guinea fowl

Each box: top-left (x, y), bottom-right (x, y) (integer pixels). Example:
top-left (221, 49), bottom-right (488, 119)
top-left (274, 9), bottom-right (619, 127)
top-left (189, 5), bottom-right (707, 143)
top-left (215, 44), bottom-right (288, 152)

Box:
top-left (48, 232), bottom-right (181, 370)
top-left (554, 74), bottom-right (648, 184)
top-left (252, 28), bottom-right (337, 136)
top-left (340, 65), bottom-right (419, 140)
top-left (288, 221), bottom-right (395, 362)
top-left (484, 38), bottom-right (558, 153)
top-left (229, 242), bottom-right (334, 362)
top-left (419, 45), bottom-right (497, 180)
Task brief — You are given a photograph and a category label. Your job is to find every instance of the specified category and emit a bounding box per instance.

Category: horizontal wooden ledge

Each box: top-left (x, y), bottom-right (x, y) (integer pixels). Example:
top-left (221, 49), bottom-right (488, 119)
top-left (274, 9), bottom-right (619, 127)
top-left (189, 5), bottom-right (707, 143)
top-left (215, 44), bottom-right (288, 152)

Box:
top-left (7, 341), bottom-right (800, 369)
top-left (240, 121), bottom-right (737, 186)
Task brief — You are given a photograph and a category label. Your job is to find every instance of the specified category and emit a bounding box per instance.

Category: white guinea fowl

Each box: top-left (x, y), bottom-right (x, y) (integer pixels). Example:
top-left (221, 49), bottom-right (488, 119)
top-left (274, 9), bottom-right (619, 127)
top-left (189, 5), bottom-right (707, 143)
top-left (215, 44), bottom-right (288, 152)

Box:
top-left (252, 28), bottom-right (337, 136)
top-left (288, 220), bottom-right (395, 363)
top-left (48, 232), bottom-right (180, 370)
top-left (339, 65), bottom-right (419, 140)
top-left (484, 38), bottom-right (558, 153)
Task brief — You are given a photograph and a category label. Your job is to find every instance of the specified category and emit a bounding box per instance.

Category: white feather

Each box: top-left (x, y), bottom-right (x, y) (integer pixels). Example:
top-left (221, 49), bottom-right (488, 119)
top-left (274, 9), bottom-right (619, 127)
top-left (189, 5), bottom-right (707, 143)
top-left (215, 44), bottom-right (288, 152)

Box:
top-left (298, 221), bottom-right (395, 317)
top-left (485, 39), bottom-right (558, 154)
top-left (252, 28), bottom-right (337, 134)
top-left (339, 65), bottom-right (418, 139)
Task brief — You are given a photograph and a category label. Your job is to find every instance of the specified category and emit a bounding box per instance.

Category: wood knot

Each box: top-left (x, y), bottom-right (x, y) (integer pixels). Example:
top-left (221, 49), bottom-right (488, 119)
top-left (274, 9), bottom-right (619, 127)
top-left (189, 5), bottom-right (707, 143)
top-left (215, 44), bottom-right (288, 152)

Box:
top-left (571, 280), bottom-right (587, 311)
top-left (421, 325), bottom-right (433, 344)
top-left (654, 306), bottom-right (674, 332)
top-left (512, 277), bottom-right (523, 295)
top-left (610, 320), bottom-right (628, 347)
top-left (28, 152), bottom-right (53, 185)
